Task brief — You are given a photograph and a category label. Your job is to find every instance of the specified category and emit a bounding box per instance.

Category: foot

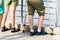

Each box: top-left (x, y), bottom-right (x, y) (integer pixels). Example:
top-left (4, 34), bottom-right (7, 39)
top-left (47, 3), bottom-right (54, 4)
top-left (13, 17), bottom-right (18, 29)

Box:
top-left (11, 28), bottom-right (19, 33)
top-left (36, 31), bottom-right (48, 35)
top-left (30, 32), bottom-right (35, 36)
top-left (1, 26), bottom-right (9, 32)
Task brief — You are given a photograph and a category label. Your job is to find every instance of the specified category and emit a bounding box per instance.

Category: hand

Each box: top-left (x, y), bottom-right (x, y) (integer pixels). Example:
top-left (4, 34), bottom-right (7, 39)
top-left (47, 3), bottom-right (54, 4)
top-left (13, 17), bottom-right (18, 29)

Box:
top-left (0, 0), bottom-right (2, 6)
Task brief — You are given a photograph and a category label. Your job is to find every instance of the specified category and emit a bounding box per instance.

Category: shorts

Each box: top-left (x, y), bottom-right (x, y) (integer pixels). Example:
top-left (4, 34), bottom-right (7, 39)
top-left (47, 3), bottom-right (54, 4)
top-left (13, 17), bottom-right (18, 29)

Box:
top-left (4, 0), bottom-right (18, 6)
top-left (0, 0), bottom-right (4, 14)
top-left (26, 0), bottom-right (45, 16)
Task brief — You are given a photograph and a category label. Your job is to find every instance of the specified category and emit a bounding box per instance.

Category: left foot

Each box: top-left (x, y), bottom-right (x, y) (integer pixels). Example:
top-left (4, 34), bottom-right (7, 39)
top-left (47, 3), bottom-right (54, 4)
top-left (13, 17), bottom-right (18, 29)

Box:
top-left (36, 31), bottom-right (48, 35)
top-left (30, 32), bottom-right (35, 36)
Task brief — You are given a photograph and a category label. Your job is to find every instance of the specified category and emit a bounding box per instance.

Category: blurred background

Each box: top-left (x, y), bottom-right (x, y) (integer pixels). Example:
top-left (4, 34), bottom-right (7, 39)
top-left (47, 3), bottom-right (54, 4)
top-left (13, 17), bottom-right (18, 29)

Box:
top-left (6, 0), bottom-right (60, 27)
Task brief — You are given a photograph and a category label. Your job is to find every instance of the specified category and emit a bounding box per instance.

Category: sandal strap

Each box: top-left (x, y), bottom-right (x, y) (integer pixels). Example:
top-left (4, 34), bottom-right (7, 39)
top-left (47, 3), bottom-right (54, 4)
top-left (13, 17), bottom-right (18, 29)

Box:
top-left (11, 28), bottom-right (17, 31)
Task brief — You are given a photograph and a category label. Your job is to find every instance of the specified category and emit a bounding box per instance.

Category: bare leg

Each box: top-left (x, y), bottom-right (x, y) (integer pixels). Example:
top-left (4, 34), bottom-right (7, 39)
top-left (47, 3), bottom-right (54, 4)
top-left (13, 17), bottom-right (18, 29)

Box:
top-left (28, 15), bottom-right (34, 32)
top-left (1, 6), bottom-right (9, 27)
top-left (0, 14), bottom-right (3, 28)
top-left (38, 16), bottom-right (44, 32)
top-left (11, 6), bottom-right (16, 28)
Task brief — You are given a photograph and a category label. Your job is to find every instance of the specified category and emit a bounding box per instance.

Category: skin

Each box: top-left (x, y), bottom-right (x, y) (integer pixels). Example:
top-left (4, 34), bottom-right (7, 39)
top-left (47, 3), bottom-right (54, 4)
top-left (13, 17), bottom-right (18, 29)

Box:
top-left (28, 15), bottom-right (44, 32)
top-left (0, 0), bottom-right (3, 28)
top-left (0, 15), bottom-right (3, 28)
top-left (0, 0), bottom-right (2, 6)
top-left (1, 5), bottom-right (16, 28)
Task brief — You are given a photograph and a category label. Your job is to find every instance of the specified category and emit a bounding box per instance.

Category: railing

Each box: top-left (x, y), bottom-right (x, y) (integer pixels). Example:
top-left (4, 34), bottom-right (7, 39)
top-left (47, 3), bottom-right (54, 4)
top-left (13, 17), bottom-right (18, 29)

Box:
top-left (19, 0), bottom-right (57, 27)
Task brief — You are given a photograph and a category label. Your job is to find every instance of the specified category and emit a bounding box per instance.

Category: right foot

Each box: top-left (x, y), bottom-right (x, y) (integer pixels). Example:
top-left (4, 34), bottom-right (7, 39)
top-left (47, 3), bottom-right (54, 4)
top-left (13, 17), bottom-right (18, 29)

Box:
top-left (1, 26), bottom-right (9, 32)
top-left (11, 28), bottom-right (19, 33)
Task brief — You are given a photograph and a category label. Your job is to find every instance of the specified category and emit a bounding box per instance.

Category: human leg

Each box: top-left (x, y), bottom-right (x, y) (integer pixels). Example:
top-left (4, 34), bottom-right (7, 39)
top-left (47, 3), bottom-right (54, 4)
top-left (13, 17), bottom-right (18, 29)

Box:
top-left (0, 14), bottom-right (3, 28)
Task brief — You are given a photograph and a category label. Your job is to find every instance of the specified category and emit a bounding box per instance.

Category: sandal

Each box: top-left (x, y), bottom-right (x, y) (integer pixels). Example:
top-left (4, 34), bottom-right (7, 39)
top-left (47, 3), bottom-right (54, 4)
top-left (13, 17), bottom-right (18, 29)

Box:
top-left (1, 26), bottom-right (9, 32)
top-left (11, 28), bottom-right (19, 33)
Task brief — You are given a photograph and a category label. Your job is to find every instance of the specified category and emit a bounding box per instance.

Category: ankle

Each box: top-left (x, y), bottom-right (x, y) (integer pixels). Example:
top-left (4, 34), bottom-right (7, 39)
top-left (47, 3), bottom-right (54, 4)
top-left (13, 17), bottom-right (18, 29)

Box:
top-left (37, 28), bottom-right (41, 32)
top-left (30, 29), bottom-right (34, 32)
top-left (11, 26), bottom-right (15, 28)
top-left (1, 25), bottom-right (5, 27)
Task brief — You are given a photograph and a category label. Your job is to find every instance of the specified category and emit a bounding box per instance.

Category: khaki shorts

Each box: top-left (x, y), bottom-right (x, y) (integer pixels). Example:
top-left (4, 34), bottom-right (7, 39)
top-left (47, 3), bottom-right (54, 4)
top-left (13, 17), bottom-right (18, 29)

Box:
top-left (4, 0), bottom-right (18, 6)
top-left (26, 0), bottom-right (45, 16)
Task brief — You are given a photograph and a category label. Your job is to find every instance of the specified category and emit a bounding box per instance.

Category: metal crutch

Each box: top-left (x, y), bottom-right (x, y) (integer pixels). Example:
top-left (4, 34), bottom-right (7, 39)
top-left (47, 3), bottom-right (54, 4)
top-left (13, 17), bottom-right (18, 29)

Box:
top-left (20, 0), bottom-right (25, 32)
top-left (46, 0), bottom-right (53, 35)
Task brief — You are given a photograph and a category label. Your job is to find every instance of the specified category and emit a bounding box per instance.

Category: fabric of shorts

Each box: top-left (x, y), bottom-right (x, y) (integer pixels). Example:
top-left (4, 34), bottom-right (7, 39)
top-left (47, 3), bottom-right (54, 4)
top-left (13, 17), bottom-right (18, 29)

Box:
top-left (26, 0), bottom-right (45, 16)
top-left (0, 0), bottom-right (4, 14)
top-left (4, 0), bottom-right (18, 6)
